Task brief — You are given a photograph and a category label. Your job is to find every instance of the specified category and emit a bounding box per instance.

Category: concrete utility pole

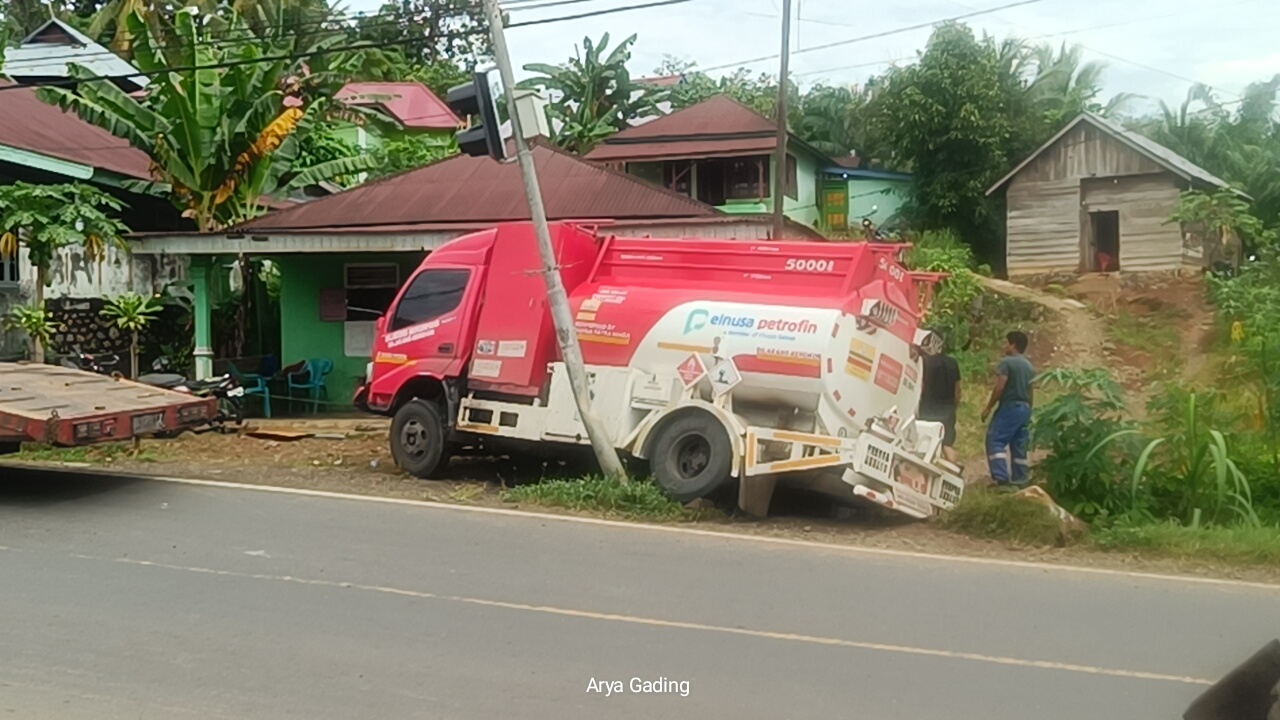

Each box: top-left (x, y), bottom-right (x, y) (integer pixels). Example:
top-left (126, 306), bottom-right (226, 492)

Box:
top-left (771, 0), bottom-right (793, 242)
top-left (478, 0), bottom-right (628, 480)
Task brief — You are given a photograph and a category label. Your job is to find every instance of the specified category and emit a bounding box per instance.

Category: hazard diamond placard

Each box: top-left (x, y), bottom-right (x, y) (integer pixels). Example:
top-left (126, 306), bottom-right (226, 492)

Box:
top-left (677, 354), bottom-right (707, 388)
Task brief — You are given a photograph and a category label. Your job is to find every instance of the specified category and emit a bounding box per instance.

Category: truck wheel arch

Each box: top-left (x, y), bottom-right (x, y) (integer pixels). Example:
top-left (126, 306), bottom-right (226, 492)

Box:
top-left (396, 371), bottom-right (468, 422)
top-left (632, 403), bottom-right (746, 479)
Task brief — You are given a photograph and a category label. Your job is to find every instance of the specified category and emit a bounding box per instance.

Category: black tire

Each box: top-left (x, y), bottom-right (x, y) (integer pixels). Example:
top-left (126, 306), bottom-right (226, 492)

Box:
top-left (649, 412), bottom-right (734, 502)
top-left (391, 399), bottom-right (451, 479)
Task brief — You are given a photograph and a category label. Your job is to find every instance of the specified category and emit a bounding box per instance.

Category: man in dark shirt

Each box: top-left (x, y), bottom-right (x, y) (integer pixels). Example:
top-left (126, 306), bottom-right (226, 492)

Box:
top-left (980, 331), bottom-right (1036, 486)
top-left (918, 337), bottom-right (961, 463)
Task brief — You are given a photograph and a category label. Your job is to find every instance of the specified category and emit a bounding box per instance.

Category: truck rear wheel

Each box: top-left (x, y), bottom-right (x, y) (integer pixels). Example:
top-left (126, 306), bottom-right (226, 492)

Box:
top-left (649, 413), bottom-right (733, 502)
top-left (392, 399), bottom-right (451, 479)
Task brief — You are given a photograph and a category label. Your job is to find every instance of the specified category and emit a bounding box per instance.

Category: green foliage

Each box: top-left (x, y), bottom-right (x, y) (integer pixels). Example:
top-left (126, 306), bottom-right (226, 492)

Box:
top-left (295, 123), bottom-right (364, 187)
top-left (355, 0), bottom-right (489, 66)
top-left (3, 306), bottom-right (63, 354)
top-left (1121, 391), bottom-right (1260, 528)
top-left (101, 292), bottom-right (162, 333)
top-left (1136, 78), bottom-right (1280, 229)
top-left (1090, 519), bottom-right (1280, 566)
top-left (102, 291), bottom-right (163, 378)
top-left (657, 58), bottom-right (792, 119)
top-left (520, 33), bottom-right (666, 154)
top-left (873, 23), bottom-right (1014, 256)
top-left (39, 9), bottom-right (382, 231)
top-left (941, 486), bottom-right (1065, 546)
top-left (905, 228), bottom-right (987, 348)
top-left (1032, 368), bottom-right (1138, 522)
top-left (372, 135), bottom-right (456, 178)
top-left (0, 182), bottom-right (129, 279)
top-left (503, 475), bottom-right (699, 521)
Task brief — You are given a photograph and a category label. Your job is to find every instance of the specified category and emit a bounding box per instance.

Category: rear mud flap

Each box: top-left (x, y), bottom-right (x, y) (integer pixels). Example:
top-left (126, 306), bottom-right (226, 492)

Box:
top-left (737, 475), bottom-right (777, 518)
top-left (1184, 639), bottom-right (1280, 720)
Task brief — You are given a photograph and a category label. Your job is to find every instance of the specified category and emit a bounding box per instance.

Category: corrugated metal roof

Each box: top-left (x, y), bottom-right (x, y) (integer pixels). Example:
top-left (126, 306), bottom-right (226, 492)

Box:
top-left (335, 82), bottom-right (462, 130)
top-left (211, 214), bottom-right (823, 237)
top-left (603, 95), bottom-right (777, 140)
top-left (584, 95), bottom-right (833, 165)
top-left (236, 140), bottom-right (719, 232)
top-left (987, 112), bottom-right (1236, 196)
top-left (3, 19), bottom-right (148, 89)
top-left (586, 136), bottom-right (777, 162)
top-left (0, 79), bottom-right (153, 179)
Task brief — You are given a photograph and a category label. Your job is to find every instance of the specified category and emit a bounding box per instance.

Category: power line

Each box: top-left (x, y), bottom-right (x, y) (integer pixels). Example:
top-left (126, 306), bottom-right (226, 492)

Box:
top-left (0, 3), bottom-right (506, 73)
top-left (0, 0), bottom-right (689, 92)
top-left (698, 0), bottom-right (1049, 73)
top-left (508, 0), bottom-right (691, 26)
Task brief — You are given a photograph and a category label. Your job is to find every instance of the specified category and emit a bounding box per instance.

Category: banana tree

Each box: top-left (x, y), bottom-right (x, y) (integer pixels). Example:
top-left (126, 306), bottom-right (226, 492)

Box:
top-left (40, 9), bottom-right (382, 232)
top-left (519, 33), bottom-right (667, 154)
top-left (0, 182), bottom-right (129, 363)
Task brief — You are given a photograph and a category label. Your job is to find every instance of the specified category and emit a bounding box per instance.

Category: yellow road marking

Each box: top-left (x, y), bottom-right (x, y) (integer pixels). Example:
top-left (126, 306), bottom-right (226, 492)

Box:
top-left (75, 553), bottom-right (1215, 687)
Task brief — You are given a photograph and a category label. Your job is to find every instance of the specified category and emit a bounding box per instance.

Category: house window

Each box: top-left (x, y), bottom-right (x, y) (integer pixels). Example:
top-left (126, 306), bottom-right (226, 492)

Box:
top-left (784, 154), bottom-right (798, 200)
top-left (0, 248), bottom-right (18, 287)
top-left (662, 160), bottom-right (693, 196)
top-left (391, 269), bottom-right (470, 331)
top-left (344, 263), bottom-right (401, 322)
top-left (725, 157), bottom-right (768, 200)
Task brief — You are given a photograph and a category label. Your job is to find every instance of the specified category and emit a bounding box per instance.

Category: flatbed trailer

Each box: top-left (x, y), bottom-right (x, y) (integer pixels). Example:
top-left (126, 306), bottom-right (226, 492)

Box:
top-left (0, 363), bottom-right (219, 453)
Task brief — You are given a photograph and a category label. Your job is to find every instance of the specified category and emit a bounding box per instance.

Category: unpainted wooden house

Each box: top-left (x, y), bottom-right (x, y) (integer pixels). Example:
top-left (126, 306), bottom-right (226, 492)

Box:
top-left (986, 112), bottom-right (1240, 277)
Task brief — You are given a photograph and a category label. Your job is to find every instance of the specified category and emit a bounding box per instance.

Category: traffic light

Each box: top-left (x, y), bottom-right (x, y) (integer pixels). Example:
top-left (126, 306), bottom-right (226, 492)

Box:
top-left (446, 71), bottom-right (505, 162)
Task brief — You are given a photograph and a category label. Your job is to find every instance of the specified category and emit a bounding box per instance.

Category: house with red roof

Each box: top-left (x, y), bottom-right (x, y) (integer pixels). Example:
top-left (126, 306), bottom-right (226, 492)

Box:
top-left (134, 140), bottom-right (823, 403)
top-left (329, 82), bottom-right (462, 167)
top-left (584, 95), bottom-right (834, 230)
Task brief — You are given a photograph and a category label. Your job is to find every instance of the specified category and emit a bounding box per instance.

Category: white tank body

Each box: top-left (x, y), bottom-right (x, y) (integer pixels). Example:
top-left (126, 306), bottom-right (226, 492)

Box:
top-left (628, 300), bottom-right (924, 436)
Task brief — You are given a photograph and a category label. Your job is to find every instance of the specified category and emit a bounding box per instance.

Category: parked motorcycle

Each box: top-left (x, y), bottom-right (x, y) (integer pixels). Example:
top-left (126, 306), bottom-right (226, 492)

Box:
top-left (860, 206), bottom-right (891, 242)
top-left (61, 348), bottom-right (246, 432)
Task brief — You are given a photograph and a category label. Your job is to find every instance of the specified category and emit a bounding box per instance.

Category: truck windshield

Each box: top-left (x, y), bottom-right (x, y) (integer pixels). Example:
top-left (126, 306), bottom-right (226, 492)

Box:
top-left (390, 268), bottom-right (471, 331)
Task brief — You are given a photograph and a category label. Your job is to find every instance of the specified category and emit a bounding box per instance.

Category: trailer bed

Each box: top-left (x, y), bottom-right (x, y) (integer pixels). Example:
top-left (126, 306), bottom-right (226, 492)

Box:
top-left (0, 363), bottom-right (219, 448)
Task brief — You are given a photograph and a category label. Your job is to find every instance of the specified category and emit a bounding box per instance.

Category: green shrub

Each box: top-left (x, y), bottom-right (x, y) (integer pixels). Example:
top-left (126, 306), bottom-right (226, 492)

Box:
top-left (942, 487), bottom-right (1064, 546)
top-left (1091, 519), bottom-right (1280, 566)
top-left (1032, 368), bottom-right (1141, 522)
top-left (502, 476), bottom-right (699, 521)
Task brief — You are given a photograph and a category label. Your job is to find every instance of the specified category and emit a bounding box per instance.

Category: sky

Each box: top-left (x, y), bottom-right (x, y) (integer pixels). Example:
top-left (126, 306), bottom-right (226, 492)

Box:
top-left (347, 0), bottom-right (1279, 116)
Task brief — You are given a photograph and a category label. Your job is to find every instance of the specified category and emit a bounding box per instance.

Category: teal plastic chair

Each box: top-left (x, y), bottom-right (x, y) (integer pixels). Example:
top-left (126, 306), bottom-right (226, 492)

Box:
top-left (229, 364), bottom-right (271, 418)
top-left (288, 359), bottom-right (333, 414)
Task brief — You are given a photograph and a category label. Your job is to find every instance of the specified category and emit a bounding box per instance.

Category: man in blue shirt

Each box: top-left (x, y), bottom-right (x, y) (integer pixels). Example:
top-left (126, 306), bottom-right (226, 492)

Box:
top-left (980, 331), bottom-right (1035, 486)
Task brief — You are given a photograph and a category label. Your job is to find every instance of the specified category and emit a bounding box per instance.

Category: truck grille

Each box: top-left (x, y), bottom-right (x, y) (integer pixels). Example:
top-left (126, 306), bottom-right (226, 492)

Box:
top-left (937, 477), bottom-right (963, 506)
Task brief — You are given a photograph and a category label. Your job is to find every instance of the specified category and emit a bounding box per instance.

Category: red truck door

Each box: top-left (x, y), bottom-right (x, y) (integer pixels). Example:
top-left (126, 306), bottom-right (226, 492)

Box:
top-left (372, 266), bottom-right (478, 401)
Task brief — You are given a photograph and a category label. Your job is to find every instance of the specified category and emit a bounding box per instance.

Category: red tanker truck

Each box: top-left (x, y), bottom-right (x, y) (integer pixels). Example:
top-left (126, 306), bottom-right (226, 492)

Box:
top-left (356, 221), bottom-right (964, 519)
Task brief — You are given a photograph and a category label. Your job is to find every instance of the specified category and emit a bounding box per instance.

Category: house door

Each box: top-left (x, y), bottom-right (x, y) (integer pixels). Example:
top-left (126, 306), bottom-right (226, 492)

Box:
top-left (822, 181), bottom-right (849, 231)
top-left (1089, 211), bottom-right (1120, 272)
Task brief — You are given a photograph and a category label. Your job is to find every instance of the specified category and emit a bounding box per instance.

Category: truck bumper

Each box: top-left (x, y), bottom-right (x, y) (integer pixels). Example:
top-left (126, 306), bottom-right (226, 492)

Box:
top-left (352, 383), bottom-right (372, 414)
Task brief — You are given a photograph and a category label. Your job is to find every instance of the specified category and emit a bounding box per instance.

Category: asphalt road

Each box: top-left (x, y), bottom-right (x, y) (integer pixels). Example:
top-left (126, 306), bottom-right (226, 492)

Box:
top-left (0, 466), bottom-right (1276, 720)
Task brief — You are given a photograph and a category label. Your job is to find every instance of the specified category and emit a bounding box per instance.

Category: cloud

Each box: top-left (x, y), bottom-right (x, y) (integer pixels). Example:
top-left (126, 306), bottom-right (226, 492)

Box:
top-left (347, 0), bottom-right (1280, 107)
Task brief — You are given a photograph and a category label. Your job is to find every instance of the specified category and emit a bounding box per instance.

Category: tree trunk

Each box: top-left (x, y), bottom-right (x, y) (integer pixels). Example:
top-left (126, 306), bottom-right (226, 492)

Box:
top-left (32, 265), bottom-right (46, 364)
top-left (131, 329), bottom-right (139, 379)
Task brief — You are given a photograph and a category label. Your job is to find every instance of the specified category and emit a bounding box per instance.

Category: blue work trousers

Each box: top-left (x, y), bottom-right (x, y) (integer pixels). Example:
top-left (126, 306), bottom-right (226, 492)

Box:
top-left (986, 401), bottom-right (1032, 485)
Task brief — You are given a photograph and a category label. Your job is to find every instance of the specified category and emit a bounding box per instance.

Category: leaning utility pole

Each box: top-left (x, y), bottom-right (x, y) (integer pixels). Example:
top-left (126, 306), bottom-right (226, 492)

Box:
top-left (478, 0), bottom-right (627, 480)
top-left (771, 0), bottom-right (793, 241)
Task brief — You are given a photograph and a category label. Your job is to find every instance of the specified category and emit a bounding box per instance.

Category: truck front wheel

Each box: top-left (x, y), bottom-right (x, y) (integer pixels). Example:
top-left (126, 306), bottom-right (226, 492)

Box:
top-left (649, 413), bottom-right (733, 502)
top-left (391, 399), bottom-right (451, 479)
